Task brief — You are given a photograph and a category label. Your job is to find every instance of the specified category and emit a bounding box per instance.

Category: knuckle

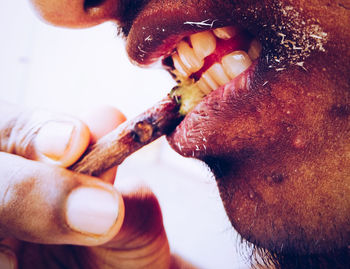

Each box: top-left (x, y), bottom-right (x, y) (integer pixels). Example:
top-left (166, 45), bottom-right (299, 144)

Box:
top-left (0, 108), bottom-right (39, 158)
top-left (0, 166), bottom-right (38, 218)
top-left (0, 108), bottom-right (81, 162)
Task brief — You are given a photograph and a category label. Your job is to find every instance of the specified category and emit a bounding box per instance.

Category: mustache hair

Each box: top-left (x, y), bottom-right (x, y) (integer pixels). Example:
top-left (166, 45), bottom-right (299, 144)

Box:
top-left (237, 235), bottom-right (350, 269)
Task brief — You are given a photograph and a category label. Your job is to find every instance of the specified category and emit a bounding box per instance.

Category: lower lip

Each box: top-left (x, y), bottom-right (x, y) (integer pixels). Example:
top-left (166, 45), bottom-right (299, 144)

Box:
top-left (162, 27), bottom-right (262, 157)
top-left (167, 60), bottom-right (258, 158)
top-left (189, 59), bottom-right (258, 117)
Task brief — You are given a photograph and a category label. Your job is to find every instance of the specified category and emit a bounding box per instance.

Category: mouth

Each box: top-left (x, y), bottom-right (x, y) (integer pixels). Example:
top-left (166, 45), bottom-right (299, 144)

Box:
top-left (162, 26), bottom-right (262, 115)
top-left (152, 25), bottom-right (264, 160)
top-left (129, 21), bottom-right (265, 158)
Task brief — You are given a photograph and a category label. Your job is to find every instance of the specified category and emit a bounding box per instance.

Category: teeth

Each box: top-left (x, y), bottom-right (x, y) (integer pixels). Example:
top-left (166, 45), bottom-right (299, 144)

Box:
top-left (201, 71), bottom-right (219, 91)
top-left (213, 26), bottom-right (238, 40)
top-left (177, 41), bottom-right (204, 73)
top-left (248, 39), bottom-right (262, 61)
top-left (207, 63), bottom-right (231, 86)
top-left (190, 31), bottom-right (216, 60)
top-left (169, 28), bottom-right (260, 96)
top-left (195, 77), bottom-right (212, 95)
top-left (221, 51), bottom-right (252, 79)
top-left (172, 53), bottom-right (191, 77)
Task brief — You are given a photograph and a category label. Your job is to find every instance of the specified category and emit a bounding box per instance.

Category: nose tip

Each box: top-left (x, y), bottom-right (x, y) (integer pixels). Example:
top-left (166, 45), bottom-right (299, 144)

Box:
top-left (31, 0), bottom-right (122, 28)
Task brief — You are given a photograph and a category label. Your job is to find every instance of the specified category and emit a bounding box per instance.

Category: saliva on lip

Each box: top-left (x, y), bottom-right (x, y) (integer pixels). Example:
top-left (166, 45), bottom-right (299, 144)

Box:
top-left (166, 26), bottom-right (262, 115)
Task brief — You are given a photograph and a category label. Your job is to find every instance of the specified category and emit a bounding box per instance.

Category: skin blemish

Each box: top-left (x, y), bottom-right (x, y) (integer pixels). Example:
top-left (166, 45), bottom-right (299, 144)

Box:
top-left (249, 189), bottom-right (256, 200)
top-left (293, 135), bottom-right (306, 149)
top-left (265, 172), bottom-right (285, 185)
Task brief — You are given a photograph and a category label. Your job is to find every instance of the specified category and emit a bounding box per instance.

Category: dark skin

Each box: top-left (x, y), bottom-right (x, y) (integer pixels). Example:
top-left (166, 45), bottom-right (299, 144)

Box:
top-left (4, 0), bottom-right (349, 268)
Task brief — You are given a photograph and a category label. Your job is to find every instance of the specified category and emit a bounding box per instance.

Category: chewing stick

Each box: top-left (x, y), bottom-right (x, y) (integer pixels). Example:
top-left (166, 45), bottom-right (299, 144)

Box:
top-left (70, 96), bottom-right (183, 176)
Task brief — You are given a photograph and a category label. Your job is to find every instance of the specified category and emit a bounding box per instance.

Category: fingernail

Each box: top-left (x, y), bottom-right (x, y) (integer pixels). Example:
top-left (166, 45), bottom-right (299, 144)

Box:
top-left (0, 251), bottom-right (16, 269)
top-left (66, 187), bottom-right (119, 235)
top-left (36, 121), bottom-right (75, 161)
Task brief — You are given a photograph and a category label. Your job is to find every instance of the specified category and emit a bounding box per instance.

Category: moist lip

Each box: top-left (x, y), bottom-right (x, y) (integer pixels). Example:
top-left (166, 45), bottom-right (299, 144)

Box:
top-left (167, 62), bottom-right (258, 159)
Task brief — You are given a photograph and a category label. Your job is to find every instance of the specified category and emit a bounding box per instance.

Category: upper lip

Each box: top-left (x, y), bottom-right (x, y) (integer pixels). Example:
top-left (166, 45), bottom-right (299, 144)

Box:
top-left (122, 4), bottom-right (271, 100)
top-left (123, 2), bottom-right (323, 73)
top-left (124, 3), bottom-right (273, 67)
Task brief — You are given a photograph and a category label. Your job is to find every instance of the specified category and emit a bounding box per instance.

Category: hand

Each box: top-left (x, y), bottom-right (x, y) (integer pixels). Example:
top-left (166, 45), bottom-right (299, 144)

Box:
top-left (0, 101), bottom-right (172, 269)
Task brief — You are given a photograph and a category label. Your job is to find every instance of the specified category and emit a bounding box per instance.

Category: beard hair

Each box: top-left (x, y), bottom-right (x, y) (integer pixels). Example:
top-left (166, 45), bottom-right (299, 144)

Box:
top-left (236, 235), bottom-right (349, 269)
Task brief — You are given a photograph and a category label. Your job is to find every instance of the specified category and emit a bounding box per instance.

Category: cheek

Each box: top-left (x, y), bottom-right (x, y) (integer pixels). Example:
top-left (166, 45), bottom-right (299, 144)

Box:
top-left (214, 89), bottom-right (350, 254)
top-left (211, 67), bottom-right (350, 255)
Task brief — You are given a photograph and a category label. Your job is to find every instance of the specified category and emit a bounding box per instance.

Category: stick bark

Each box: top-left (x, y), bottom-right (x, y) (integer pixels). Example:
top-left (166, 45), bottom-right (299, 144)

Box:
top-left (70, 96), bottom-right (182, 176)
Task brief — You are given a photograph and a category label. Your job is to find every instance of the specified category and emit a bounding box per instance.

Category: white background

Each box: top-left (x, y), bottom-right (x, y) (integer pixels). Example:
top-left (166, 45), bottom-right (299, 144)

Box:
top-left (0, 1), bottom-right (250, 268)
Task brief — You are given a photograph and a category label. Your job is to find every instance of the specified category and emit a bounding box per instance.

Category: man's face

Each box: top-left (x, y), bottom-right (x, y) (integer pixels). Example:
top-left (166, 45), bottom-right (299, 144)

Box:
top-left (32, 0), bottom-right (350, 256)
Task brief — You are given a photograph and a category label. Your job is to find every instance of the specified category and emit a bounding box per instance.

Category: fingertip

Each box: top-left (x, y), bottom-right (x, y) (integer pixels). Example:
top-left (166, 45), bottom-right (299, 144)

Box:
top-left (33, 105), bottom-right (126, 168)
top-left (99, 166), bottom-right (118, 184)
top-left (65, 184), bottom-right (125, 245)
top-left (0, 154), bottom-right (124, 247)
top-left (81, 105), bottom-right (126, 142)
top-left (35, 119), bottom-right (90, 167)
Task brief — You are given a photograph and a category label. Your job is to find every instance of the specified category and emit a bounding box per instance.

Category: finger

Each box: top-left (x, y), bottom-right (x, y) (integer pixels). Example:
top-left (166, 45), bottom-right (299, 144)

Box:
top-left (91, 188), bottom-right (171, 269)
top-left (0, 152), bottom-right (125, 246)
top-left (81, 105), bottom-right (126, 143)
top-left (99, 167), bottom-right (118, 184)
top-left (112, 189), bottom-right (165, 247)
top-left (80, 105), bottom-right (126, 183)
top-left (0, 101), bottom-right (90, 168)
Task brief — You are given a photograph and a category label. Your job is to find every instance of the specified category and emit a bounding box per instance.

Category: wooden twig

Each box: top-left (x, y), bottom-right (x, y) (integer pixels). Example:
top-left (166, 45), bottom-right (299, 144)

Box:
top-left (70, 96), bottom-right (182, 176)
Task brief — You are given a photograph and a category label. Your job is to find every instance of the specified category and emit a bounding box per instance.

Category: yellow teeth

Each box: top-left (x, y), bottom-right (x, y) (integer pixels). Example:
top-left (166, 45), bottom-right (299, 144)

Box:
top-left (196, 77), bottom-right (212, 95)
top-left (170, 26), bottom-right (262, 110)
top-left (221, 51), bottom-right (252, 79)
top-left (248, 39), bottom-right (262, 61)
top-left (193, 51), bottom-right (252, 94)
top-left (213, 26), bottom-right (238, 40)
top-left (207, 63), bottom-right (231, 85)
top-left (190, 31), bottom-right (216, 60)
top-left (177, 41), bottom-right (204, 73)
top-left (172, 53), bottom-right (191, 77)
top-left (201, 71), bottom-right (219, 91)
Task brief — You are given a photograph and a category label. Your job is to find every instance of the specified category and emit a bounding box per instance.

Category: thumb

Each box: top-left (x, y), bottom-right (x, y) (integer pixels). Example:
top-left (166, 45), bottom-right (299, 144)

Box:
top-left (0, 101), bottom-right (90, 168)
top-left (0, 152), bottom-right (125, 246)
